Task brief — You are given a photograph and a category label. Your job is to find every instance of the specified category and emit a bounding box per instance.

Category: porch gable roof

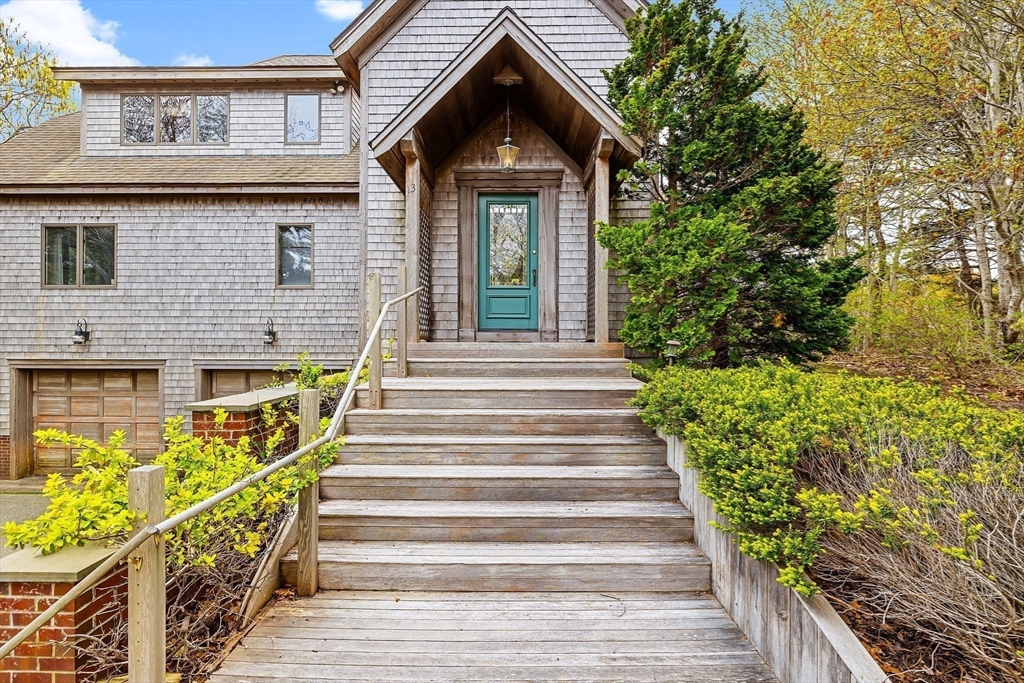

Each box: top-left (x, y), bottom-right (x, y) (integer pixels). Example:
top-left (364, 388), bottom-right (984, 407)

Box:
top-left (369, 8), bottom-right (641, 190)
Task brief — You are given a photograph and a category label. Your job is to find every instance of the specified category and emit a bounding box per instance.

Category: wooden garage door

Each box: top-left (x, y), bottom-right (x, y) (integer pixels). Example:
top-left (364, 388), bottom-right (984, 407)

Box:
top-left (33, 369), bottom-right (161, 472)
top-left (208, 370), bottom-right (279, 399)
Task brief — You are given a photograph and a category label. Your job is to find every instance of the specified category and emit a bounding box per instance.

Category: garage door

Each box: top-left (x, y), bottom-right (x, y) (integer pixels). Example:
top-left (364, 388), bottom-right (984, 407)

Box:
top-left (208, 370), bottom-right (279, 399)
top-left (33, 369), bottom-right (161, 472)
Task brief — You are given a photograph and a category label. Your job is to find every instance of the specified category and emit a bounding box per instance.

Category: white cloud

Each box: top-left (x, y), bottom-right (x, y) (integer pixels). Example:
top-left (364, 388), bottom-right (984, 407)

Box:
top-left (0, 0), bottom-right (137, 66)
top-left (315, 0), bottom-right (365, 21)
top-left (174, 53), bottom-right (213, 67)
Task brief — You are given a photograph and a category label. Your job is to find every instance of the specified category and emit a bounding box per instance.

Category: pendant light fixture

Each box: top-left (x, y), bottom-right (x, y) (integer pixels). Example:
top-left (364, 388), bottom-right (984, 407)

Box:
top-left (494, 67), bottom-right (522, 173)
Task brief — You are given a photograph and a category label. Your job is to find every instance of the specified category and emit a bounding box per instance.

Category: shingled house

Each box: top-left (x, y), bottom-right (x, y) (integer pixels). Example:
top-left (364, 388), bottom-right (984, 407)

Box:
top-left (0, 0), bottom-right (646, 479)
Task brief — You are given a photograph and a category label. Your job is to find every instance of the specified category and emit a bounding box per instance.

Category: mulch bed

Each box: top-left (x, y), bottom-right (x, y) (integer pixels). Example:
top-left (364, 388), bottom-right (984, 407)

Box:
top-left (809, 570), bottom-right (975, 682)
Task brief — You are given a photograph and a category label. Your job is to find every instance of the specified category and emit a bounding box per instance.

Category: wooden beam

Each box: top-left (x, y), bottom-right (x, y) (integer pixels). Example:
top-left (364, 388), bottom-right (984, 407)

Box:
top-left (128, 465), bottom-right (166, 683)
top-left (594, 133), bottom-right (614, 344)
top-left (296, 389), bottom-right (320, 598)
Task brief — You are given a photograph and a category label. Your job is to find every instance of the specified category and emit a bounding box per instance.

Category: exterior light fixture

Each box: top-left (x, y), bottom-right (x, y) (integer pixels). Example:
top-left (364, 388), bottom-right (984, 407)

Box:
top-left (330, 80), bottom-right (345, 95)
top-left (262, 318), bottom-right (278, 345)
top-left (665, 340), bottom-right (681, 365)
top-left (72, 319), bottom-right (91, 345)
top-left (496, 72), bottom-right (520, 173)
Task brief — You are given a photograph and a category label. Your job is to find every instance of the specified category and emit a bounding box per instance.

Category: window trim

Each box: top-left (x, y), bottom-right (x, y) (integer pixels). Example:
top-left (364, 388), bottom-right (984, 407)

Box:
top-left (121, 93), bottom-right (231, 146)
top-left (284, 93), bottom-right (322, 146)
top-left (41, 224), bottom-right (118, 290)
top-left (275, 223), bottom-right (315, 289)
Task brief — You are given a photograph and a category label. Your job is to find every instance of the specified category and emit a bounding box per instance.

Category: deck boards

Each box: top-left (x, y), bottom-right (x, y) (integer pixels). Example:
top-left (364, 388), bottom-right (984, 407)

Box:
top-left (210, 592), bottom-right (778, 682)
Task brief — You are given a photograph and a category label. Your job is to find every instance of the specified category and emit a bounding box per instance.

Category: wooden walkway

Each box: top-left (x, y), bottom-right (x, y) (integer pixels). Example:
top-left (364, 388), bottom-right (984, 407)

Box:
top-left (211, 591), bottom-right (777, 682)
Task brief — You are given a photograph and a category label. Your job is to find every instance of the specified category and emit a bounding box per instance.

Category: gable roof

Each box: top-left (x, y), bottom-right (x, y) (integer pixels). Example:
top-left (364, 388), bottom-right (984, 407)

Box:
top-left (0, 113), bottom-right (359, 195)
top-left (330, 0), bottom-right (647, 86)
top-left (370, 8), bottom-right (640, 178)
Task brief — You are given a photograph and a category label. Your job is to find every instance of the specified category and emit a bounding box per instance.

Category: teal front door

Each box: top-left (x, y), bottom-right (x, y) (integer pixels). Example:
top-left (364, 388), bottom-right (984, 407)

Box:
top-left (478, 194), bottom-right (539, 331)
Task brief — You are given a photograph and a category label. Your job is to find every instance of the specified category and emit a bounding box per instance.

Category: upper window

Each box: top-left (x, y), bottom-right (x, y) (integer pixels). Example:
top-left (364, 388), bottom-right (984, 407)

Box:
top-left (196, 95), bottom-right (229, 143)
top-left (44, 225), bottom-right (116, 288)
top-left (122, 96), bottom-right (155, 144)
top-left (277, 225), bottom-right (313, 287)
top-left (286, 94), bottom-right (320, 144)
top-left (122, 94), bottom-right (229, 144)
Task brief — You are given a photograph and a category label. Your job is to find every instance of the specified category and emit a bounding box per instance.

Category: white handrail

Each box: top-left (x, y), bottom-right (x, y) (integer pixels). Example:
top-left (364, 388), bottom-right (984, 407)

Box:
top-left (0, 284), bottom-right (425, 661)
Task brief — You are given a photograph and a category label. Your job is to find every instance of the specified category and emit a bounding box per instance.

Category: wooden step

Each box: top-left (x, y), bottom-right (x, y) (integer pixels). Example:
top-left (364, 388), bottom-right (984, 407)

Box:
top-left (319, 465), bottom-right (679, 501)
top-left (282, 541), bottom-right (711, 592)
top-left (408, 357), bottom-right (631, 378)
top-left (315, 500), bottom-right (693, 542)
top-left (355, 378), bottom-right (640, 410)
top-left (338, 435), bottom-right (667, 466)
top-left (343, 409), bottom-right (655, 437)
top-left (407, 342), bottom-right (625, 359)
top-left (210, 592), bottom-right (777, 683)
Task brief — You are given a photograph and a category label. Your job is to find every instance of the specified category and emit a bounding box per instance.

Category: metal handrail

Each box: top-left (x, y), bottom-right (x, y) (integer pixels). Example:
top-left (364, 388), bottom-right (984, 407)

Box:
top-left (0, 285), bottom-right (425, 660)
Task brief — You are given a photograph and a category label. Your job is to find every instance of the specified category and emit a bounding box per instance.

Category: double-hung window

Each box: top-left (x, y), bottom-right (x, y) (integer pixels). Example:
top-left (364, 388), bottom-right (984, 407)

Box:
top-left (43, 225), bottom-right (116, 288)
top-left (277, 225), bottom-right (313, 287)
top-left (122, 94), bottom-right (229, 144)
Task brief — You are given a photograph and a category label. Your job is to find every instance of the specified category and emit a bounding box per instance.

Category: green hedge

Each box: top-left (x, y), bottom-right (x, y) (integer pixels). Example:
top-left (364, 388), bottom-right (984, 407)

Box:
top-left (633, 362), bottom-right (1024, 594)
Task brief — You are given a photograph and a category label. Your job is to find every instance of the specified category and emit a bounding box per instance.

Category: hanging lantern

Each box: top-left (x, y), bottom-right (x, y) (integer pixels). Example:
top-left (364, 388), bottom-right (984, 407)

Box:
top-left (497, 136), bottom-right (520, 174)
top-left (495, 69), bottom-right (521, 173)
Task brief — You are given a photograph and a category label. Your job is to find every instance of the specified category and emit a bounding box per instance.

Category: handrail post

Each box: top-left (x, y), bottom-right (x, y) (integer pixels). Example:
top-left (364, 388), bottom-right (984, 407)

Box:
top-left (128, 465), bottom-right (165, 683)
top-left (396, 266), bottom-right (409, 378)
top-left (368, 272), bottom-right (383, 409)
top-left (296, 388), bottom-right (320, 597)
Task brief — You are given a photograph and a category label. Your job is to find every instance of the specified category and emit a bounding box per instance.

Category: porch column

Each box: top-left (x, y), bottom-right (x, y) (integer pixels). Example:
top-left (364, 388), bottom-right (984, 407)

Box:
top-left (401, 135), bottom-right (423, 346)
top-left (594, 135), bottom-right (614, 344)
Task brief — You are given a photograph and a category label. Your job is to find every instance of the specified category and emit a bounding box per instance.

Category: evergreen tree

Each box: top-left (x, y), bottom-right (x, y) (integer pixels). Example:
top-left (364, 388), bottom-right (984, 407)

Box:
top-left (600, 0), bottom-right (864, 367)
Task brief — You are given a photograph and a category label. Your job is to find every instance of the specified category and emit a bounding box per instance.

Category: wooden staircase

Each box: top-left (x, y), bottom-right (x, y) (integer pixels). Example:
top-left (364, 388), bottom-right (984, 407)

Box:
top-left (220, 343), bottom-right (776, 682)
top-left (282, 342), bottom-right (710, 593)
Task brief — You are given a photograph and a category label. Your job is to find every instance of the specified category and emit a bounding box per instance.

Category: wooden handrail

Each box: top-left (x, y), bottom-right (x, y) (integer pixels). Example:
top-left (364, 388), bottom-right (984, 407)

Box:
top-left (0, 277), bottom-right (424, 665)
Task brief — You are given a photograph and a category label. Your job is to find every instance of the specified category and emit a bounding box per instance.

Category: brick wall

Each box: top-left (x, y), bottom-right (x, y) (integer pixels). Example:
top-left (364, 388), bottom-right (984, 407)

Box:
top-left (0, 568), bottom-right (128, 683)
top-left (0, 436), bottom-right (10, 481)
top-left (191, 408), bottom-right (299, 456)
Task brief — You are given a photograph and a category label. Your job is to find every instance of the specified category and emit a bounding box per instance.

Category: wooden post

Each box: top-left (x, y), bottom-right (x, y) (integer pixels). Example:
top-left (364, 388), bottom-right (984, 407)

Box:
top-left (128, 465), bottom-right (165, 683)
top-left (396, 266), bottom-right (409, 379)
top-left (594, 141), bottom-right (613, 344)
top-left (296, 388), bottom-right (320, 597)
top-left (368, 272), bottom-right (382, 410)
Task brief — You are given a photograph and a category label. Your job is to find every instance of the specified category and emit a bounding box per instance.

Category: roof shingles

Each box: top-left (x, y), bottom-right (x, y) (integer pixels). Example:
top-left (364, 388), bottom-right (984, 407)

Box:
top-left (0, 113), bottom-right (360, 193)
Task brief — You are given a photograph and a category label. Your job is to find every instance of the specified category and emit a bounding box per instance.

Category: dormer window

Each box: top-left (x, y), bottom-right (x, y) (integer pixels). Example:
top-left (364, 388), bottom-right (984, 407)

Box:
top-left (122, 94), bottom-right (229, 144)
top-left (123, 96), bottom-right (155, 143)
top-left (160, 95), bottom-right (191, 143)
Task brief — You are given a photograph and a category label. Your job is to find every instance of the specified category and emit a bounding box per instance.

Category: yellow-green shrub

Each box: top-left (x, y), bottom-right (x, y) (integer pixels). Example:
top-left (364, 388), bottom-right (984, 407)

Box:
top-left (634, 362), bottom-right (1024, 595)
top-left (3, 408), bottom-right (339, 564)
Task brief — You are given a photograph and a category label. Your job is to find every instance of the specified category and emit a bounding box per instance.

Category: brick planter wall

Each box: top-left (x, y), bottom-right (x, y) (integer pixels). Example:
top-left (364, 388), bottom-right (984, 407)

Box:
top-left (190, 409), bottom-right (298, 456)
top-left (0, 436), bottom-right (11, 481)
top-left (0, 568), bottom-right (127, 683)
top-left (186, 386), bottom-right (300, 458)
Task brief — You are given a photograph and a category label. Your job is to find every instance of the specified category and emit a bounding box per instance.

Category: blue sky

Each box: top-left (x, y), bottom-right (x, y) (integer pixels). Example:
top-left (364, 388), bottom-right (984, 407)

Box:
top-left (1, 0), bottom-right (746, 67)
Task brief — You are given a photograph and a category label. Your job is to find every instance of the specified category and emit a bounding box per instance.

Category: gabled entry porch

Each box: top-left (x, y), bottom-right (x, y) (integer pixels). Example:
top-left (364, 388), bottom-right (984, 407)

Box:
top-left (370, 9), bottom-right (640, 343)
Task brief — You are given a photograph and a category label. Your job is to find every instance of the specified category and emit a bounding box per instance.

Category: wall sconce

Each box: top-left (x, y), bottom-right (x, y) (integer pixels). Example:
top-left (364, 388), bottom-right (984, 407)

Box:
top-left (72, 319), bottom-right (91, 345)
top-left (262, 319), bottom-right (278, 345)
top-left (665, 339), bottom-right (681, 365)
top-left (330, 80), bottom-right (345, 95)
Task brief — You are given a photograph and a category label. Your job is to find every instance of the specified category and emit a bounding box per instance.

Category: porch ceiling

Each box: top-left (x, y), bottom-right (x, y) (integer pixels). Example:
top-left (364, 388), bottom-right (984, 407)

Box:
top-left (372, 11), bottom-right (640, 192)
